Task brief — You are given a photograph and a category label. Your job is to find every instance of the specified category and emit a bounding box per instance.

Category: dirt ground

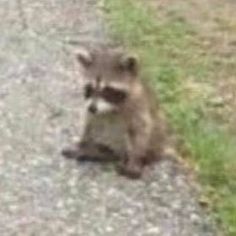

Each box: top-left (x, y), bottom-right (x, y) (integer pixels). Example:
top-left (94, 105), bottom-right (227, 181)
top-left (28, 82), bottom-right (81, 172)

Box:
top-left (0, 0), bottom-right (218, 235)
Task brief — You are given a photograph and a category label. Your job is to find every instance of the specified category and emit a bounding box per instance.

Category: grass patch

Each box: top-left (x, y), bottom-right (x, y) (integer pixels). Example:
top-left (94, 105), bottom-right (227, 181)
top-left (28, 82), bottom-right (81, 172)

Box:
top-left (102, 0), bottom-right (236, 235)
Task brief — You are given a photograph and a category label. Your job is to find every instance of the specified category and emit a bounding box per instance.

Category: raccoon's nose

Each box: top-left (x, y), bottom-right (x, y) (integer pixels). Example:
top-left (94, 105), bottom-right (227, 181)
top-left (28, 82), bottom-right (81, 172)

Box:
top-left (88, 104), bottom-right (97, 114)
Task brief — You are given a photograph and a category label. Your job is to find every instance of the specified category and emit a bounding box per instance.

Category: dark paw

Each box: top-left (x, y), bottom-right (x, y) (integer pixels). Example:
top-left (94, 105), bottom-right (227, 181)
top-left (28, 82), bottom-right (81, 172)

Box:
top-left (117, 163), bottom-right (142, 179)
top-left (61, 148), bottom-right (79, 159)
top-left (76, 155), bottom-right (99, 162)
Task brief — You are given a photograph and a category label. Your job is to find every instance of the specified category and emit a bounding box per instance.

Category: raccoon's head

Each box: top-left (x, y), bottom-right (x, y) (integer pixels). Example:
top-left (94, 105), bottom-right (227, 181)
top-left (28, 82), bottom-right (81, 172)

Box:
top-left (76, 46), bottom-right (139, 115)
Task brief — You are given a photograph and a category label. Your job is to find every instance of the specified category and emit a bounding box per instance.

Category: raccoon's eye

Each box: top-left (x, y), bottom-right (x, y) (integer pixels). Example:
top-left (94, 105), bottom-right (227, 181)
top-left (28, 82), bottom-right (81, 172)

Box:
top-left (84, 84), bottom-right (93, 99)
top-left (102, 87), bottom-right (127, 104)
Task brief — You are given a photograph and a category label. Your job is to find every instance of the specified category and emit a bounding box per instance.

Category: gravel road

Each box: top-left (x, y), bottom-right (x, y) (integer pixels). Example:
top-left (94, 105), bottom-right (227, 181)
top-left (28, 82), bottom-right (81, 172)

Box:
top-left (0, 0), bottom-right (218, 235)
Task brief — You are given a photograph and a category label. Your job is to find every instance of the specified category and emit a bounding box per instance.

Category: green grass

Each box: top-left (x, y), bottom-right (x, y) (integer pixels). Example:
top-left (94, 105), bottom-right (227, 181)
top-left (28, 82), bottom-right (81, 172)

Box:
top-left (102, 0), bottom-right (236, 235)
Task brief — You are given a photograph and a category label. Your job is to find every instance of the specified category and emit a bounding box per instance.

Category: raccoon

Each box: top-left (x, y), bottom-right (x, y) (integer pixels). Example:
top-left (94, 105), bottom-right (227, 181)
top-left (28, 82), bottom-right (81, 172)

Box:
top-left (62, 44), bottom-right (170, 179)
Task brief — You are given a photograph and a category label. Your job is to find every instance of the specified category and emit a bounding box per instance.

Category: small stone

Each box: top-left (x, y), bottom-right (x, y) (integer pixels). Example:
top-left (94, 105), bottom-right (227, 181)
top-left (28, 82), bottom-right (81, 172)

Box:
top-left (8, 204), bottom-right (19, 212)
top-left (190, 214), bottom-right (201, 224)
top-left (147, 226), bottom-right (160, 234)
top-left (209, 96), bottom-right (225, 107)
top-left (66, 226), bottom-right (77, 234)
top-left (72, 136), bottom-right (80, 142)
top-left (105, 226), bottom-right (114, 233)
top-left (56, 200), bottom-right (64, 209)
top-left (199, 195), bottom-right (210, 208)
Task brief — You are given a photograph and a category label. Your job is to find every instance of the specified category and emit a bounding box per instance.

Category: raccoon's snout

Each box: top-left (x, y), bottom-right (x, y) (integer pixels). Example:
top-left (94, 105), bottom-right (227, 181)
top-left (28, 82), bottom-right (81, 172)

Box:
top-left (88, 104), bottom-right (97, 114)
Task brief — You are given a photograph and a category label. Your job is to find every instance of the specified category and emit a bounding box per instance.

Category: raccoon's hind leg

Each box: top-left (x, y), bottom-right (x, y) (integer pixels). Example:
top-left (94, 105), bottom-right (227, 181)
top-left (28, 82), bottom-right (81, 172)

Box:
top-left (117, 112), bottom-right (153, 179)
top-left (62, 141), bottom-right (119, 162)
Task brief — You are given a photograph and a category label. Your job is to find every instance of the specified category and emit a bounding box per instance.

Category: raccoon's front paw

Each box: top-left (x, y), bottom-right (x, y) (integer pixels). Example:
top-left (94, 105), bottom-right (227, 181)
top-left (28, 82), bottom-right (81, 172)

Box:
top-left (62, 141), bottom-right (88, 159)
top-left (61, 147), bottom-right (80, 159)
top-left (117, 161), bottom-right (143, 179)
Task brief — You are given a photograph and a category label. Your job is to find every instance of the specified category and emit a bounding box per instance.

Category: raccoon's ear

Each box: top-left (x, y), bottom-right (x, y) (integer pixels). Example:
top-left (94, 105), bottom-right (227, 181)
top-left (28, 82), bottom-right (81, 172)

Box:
top-left (120, 54), bottom-right (139, 74)
top-left (76, 48), bottom-right (92, 67)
